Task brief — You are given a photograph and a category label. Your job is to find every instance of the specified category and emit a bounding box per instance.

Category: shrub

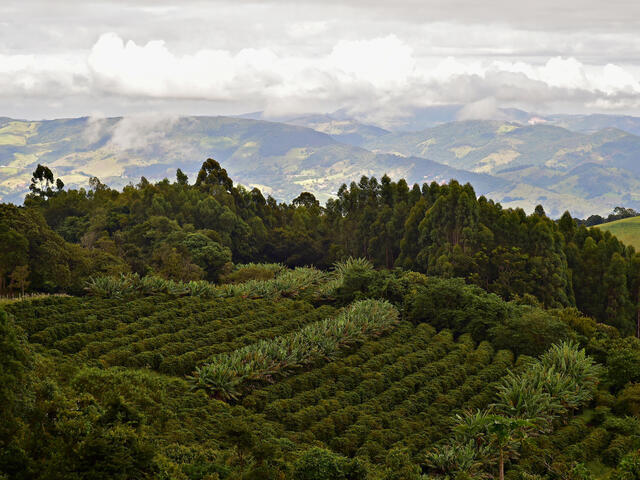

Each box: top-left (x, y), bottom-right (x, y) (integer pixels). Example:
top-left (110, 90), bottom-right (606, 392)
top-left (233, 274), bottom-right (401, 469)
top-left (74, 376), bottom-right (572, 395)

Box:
top-left (489, 307), bottom-right (576, 357)
top-left (604, 434), bottom-right (636, 466)
top-left (404, 276), bottom-right (512, 340)
top-left (0, 310), bottom-right (33, 446)
top-left (614, 451), bottom-right (640, 480)
top-left (607, 338), bottom-right (640, 390)
top-left (615, 384), bottom-right (640, 417)
top-left (219, 263), bottom-right (284, 284)
top-left (293, 447), bottom-right (366, 480)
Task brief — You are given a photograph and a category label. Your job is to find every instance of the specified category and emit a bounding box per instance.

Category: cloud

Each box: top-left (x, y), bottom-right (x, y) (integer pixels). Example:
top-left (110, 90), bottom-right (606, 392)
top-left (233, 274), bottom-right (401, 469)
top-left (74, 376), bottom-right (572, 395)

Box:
top-left (89, 33), bottom-right (236, 98)
top-left (457, 97), bottom-right (505, 120)
top-left (0, 52), bottom-right (88, 96)
top-left (2, 28), bottom-right (640, 123)
top-left (82, 116), bottom-right (107, 144)
top-left (84, 34), bottom-right (640, 118)
top-left (86, 33), bottom-right (418, 100)
top-left (327, 36), bottom-right (416, 88)
top-left (108, 114), bottom-right (178, 150)
top-left (286, 21), bottom-right (328, 38)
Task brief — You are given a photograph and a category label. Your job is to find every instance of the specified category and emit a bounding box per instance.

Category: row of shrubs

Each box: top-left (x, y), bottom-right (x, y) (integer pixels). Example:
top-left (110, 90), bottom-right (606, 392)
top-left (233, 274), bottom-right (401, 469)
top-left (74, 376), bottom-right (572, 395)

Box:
top-left (84, 257), bottom-right (376, 301)
top-left (190, 299), bottom-right (399, 401)
top-left (85, 266), bottom-right (332, 300)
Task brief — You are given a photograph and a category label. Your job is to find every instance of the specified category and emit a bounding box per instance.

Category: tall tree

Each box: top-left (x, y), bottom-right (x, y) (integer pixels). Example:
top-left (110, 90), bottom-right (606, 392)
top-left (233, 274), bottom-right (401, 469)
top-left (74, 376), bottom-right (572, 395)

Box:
top-left (604, 252), bottom-right (634, 333)
top-left (28, 164), bottom-right (64, 199)
top-left (9, 266), bottom-right (30, 297)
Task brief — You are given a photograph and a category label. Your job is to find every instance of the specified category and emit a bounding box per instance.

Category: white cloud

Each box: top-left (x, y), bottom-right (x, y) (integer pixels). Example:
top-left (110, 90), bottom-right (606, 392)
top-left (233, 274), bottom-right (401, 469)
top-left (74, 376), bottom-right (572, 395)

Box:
top-left (326, 36), bottom-right (416, 88)
top-left (457, 97), bottom-right (505, 120)
top-left (598, 64), bottom-right (640, 93)
top-left (89, 33), bottom-right (237, 98)
top-left (538, 57), bottom-right (590, 90)
top-left (83, 33), bottom-right (640, 118)
top-left (2, 29), bottom-right (640, 123)
top-left (82, 116), bottom-right (107, 144)
top-left (286, 21), bottom-right (328, 38)
top-left (108, 114), bottom-right (178, 150)
top-left (0, 52), bottom-right (88, 96)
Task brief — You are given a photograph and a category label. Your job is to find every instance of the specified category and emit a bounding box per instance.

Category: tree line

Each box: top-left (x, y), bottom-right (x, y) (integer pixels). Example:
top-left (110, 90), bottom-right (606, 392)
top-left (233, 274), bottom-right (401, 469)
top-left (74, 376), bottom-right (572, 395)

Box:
top-left (2, 159), bottom-right (640, 334)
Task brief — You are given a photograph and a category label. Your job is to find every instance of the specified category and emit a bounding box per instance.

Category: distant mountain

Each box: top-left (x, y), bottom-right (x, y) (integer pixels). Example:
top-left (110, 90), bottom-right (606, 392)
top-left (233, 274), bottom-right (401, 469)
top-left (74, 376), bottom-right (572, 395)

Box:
top-left (547, 114), bottom-right (640, 136)
top-left (364, 120), bottom-right (587, 173)
top-left (235, 111), bottom-right (390, 146)
top-left (4, 112), bottom-right (640, 217)
top-left (237, 105), bottom-right (537, 135)
top-left (362, 120), bottom-right (640, 217)
top-left (284, 114), bottom-right (390, 147)
top-left (0, 115), bottom-right (504, 205)
top-left (400, 106), bottom-right (539, 131)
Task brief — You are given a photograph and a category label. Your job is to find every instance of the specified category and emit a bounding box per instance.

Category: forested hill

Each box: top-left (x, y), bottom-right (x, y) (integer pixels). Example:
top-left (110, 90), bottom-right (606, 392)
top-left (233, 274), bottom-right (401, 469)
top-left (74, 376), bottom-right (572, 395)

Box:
top-left (2, 159), bottom-right (639, 335)
top-left (5, 160), bottom-right (640, 479)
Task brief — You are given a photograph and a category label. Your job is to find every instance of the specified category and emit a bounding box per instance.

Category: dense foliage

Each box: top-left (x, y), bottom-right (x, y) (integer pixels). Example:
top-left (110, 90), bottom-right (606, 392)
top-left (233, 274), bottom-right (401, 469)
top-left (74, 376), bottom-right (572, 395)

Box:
top-left (2, 159), bottom-right (639, 334)
top-left (426, 341), bottom-right (602, 480)
top-left (4, 160), bottom-right (640, 479)
top-left (3, 265), bottom-right (639, 479)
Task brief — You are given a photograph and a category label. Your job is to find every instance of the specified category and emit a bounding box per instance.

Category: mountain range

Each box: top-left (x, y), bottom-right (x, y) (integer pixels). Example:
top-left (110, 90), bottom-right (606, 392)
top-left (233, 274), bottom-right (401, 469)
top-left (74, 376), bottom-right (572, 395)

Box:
top-left (2, 108), bottom-right (640, 217)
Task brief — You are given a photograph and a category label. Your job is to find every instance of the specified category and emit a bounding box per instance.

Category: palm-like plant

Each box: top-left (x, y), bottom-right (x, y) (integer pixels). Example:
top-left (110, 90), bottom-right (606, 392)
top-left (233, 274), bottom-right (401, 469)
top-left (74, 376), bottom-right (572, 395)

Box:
top-left (189, 364), bottom-right (245, 401)
top-left (494, 370), bottom-right (559, 431)
top-left (86, 263), bottom-right (342, 301)
top-left (540, 341), bottom-right (602, 393)
top-left (435, 342), bottom-right (603, 480)
top-left (485, 415), bottom-right (536, 480)
top-left (332, 257), bottom-right (374, 277)
top-left (191, 299), bottom-right (399, 400)
top-left (450, 410), bottom-right (537, 480)
top-left (425, 441), bottom-right (491, 479)
top-left (453, 409), bottom-right (493, 447)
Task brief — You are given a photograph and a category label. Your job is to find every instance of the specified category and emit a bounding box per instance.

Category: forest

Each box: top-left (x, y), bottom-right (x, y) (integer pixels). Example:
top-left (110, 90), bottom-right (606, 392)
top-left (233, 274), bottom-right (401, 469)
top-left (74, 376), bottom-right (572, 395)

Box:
top-left (2, 159), bottom-right (640, 479)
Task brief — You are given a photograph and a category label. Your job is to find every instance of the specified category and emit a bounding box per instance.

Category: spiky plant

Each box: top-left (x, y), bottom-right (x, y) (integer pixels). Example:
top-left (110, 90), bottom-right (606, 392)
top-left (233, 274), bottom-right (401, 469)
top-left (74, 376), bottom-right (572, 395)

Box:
top-left (190, 364), bottom-right (246, 402)
top-left (540, 341), bottom-right (603, 390)
top-left (191, 299), bottom-right (399, 400)
top-left (85, 273), bottom-right (140, 298)
top-left (494, 370), bottom-right (559, 430)
top-left (332, 257), bottom-right (374, 278)
top-left (425, 441), bottom-right (491, 479)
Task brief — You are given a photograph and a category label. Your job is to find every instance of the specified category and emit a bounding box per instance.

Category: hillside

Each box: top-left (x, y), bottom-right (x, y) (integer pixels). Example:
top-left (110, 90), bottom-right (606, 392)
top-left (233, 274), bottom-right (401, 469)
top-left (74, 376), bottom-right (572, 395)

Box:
top-left (2, 263), bottom-right (639, 480)
top-left (549, 113), bottom-right (640, 136)
top-left (363, 120), bottom-right (640, 216)
top-left (0, 115), bottom-right (504, 205)
top-left (596, 216), bottom-right (640, 250)
top-left (5, 114), bottom-right (640, 216)
top-left (264, 113), bottom-right (391, 147)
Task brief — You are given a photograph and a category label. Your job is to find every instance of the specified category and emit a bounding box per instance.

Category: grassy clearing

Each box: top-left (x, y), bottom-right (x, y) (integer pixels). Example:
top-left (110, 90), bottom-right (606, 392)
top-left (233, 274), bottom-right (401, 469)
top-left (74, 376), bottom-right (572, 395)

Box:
top-left (596, 216), bottom-right (640, 250)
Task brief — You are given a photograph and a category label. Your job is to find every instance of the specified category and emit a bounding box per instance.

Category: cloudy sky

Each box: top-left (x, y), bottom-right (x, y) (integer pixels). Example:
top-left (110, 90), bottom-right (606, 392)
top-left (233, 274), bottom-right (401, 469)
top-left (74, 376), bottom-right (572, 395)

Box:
top-left (2, 0), bottom-right (640, 124)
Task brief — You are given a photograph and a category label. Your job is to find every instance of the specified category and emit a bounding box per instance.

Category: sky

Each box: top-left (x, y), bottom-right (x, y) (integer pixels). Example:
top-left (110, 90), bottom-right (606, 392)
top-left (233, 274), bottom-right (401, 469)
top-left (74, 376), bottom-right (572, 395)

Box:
top-left (2, 0), bottom-right (640, 125)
